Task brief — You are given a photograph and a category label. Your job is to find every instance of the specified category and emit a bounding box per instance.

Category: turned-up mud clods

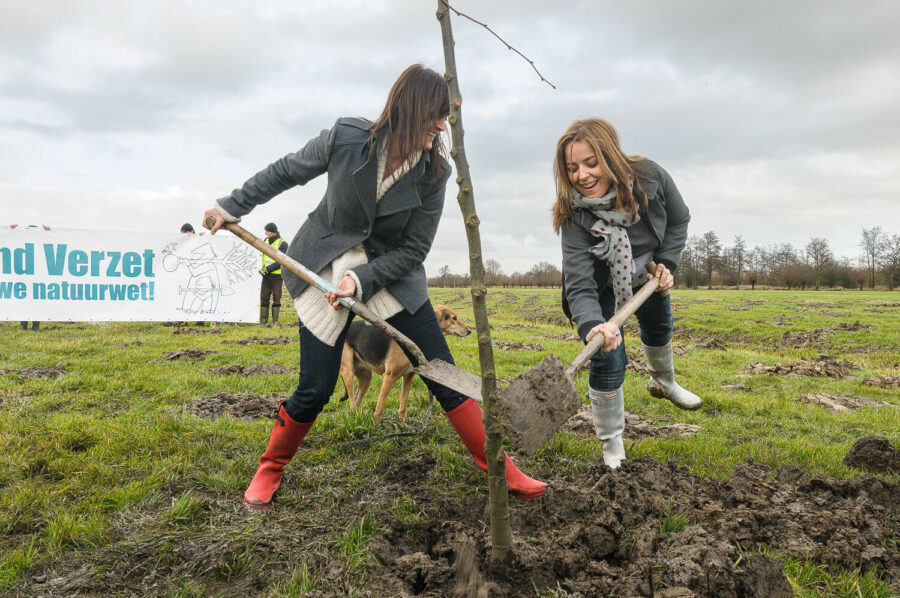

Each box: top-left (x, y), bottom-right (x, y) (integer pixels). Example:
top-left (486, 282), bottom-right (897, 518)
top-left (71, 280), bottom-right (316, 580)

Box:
top-left (0, 362), bottom-right (67, 379)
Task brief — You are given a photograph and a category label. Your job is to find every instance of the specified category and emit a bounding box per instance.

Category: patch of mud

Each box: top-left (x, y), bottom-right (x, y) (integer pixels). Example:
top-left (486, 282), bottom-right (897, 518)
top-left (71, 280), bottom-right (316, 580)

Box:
top-left (520, 308), bottom-right (570, 327)
top-left (843, 436), bottom-right (900, 473)
top-left (829, 320), bottom-right (873, 331)
top-left (770, 314), bottom-right (810, 326)
top-left (153, 349), bottom-right (217, 361)
top-left (725, 306), bottom-right (750, 311)
top-left (180, 392), bottom-right (289, 419)
top-left (563, 405), bottom-right (701, 440)
top-left (779, 329), bottom-right (833, 347)
top-left (722, 384), bottom-right (749, 391)
top-left (537, 332), bottom-right (580, 341)
top-left (493, 323), bottom-right (533, 330)
top-left (745, 355), bottom-right (858, 379)
top-left (171, 327), bottom-right (224, 335)
top-left (795, 302), bottom-right (843, 311)
top-left (225, 336), bottom-right (296, 345)
top-left (819, 311), bottom-right (851, 317)
top-left (625, 357), bottom-right (650, 375)
top-left (797, 393), bottom-right (900, 413)
top-left (692, 338), bottom-right (726, 350)
top-left (118, 340), bottom-right (143, 348)
top-left (205, 364), bottom-right (296, 376)
top-left (381, 458), bottom-right (897, 597)
top-left (863, 375), bottom-right (900, 389)
top-left (493, 341), bottom-right (545, 352)
top-left (1, 362), bottom-right (66, 380)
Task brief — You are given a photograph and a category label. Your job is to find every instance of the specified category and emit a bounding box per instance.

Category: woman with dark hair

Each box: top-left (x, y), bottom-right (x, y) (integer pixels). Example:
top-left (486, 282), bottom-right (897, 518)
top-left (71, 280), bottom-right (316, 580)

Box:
top-left (204, 64), bottom-right (546, 508)
top-left (552, 119), bottom-right (702, 470)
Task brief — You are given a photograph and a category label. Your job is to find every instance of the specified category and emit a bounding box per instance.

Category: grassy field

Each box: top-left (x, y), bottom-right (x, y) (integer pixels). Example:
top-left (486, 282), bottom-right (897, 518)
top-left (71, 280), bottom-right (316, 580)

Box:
top-left (1, 288), bottom-right (898, 596)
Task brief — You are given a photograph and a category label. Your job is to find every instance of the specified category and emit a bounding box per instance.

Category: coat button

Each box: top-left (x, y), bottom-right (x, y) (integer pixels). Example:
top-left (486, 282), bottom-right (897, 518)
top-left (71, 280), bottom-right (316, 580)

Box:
top-left (362, 228), bottom-right (368, 235)
top-left (367, 249), bottom-right (376, 256)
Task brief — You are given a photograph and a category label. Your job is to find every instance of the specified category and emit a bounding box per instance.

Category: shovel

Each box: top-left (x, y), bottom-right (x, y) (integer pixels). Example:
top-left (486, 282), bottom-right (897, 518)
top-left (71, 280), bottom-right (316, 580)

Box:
top-left (208, 219), bottom-right (484, 400)
top-left (495, 263), bottom-right (666, 455)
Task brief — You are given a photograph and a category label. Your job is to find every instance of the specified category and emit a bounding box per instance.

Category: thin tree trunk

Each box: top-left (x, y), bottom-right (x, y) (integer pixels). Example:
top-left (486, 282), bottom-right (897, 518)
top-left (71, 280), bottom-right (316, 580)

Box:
top-left (436, 1), bottom-right (512, 564)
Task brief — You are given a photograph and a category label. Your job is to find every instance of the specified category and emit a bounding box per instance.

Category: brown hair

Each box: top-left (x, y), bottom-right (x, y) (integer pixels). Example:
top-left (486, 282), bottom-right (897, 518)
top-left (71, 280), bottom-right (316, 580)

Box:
top-left (551, 119), bottom-right (648, 234)
top-left (369, 64), bottom-right (450, 182)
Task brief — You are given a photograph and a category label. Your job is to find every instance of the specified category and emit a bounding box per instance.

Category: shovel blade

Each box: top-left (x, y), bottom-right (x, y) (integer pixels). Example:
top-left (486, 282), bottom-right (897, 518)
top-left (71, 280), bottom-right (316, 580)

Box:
top-left (414, 359), bottom-right (483, 401)
top-left (497, 354), bottom-right (581, 455)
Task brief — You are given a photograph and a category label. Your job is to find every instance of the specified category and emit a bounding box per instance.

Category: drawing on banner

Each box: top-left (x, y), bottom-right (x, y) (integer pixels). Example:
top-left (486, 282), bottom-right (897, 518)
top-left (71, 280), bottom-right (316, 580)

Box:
top-left (161, 241), bottom-right (257, 314)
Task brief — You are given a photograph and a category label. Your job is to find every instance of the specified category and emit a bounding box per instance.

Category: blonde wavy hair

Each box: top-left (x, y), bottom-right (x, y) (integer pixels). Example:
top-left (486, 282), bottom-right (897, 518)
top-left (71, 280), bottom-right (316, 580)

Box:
top-left (552, 119), bottom-right (648, 234)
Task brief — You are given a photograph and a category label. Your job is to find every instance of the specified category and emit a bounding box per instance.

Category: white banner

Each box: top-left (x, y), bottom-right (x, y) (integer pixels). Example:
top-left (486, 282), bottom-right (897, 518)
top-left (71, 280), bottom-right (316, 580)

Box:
top-left (0, 227), bottom-right (263, 322)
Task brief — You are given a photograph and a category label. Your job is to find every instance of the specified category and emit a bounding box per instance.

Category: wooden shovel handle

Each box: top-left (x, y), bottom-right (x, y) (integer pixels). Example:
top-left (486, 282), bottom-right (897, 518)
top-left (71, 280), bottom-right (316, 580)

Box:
top-left (206, 217), bottom-right (429, 364)
top-left (565, 261), bottom-right (665, 376)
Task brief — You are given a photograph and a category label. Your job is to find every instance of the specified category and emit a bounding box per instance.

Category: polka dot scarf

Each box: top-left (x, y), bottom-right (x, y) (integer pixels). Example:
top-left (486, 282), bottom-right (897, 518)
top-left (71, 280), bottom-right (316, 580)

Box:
top-left (571, 184), bottom-right (641, 311)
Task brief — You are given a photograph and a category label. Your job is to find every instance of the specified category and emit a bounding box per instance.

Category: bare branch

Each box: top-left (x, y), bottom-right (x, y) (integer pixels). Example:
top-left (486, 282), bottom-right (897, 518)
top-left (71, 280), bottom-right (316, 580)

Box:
top-left (438, 0), bottom-right (556, 89)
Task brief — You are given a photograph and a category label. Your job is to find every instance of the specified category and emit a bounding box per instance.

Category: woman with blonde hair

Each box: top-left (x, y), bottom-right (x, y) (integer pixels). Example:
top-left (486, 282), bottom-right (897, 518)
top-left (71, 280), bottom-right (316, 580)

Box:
top-left (552, 119), bottom-right (702, 469)
top-left (205, 64), bottom-right (546, 508)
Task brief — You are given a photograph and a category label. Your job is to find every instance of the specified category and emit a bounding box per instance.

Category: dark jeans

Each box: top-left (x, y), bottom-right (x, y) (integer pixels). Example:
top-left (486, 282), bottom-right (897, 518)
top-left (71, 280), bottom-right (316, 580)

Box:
top-left (588, 288), bottom-right (673, 392)
top-left (284, 299), bottom-right (466, 422)
top-left (260, 277), bottom-right (283, 308)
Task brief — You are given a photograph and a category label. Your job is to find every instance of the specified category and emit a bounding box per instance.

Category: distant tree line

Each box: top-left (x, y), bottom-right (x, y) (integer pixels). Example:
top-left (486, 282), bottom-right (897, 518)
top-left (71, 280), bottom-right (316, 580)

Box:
top-left (428, 260), bottom-right (562, 288)
top-left (428, 227), bottom-right (900, 290)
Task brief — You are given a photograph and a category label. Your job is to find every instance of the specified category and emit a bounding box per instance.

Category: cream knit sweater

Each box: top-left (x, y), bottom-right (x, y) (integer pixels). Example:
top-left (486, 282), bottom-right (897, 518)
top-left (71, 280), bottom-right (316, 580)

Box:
top-left (293, 144), bottom-right (423, 346)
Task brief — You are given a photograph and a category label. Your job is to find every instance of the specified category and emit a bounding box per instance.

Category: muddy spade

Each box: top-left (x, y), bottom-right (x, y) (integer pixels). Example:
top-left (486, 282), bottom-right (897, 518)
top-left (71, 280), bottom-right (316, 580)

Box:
top-left (208, 218), bottom-right (485, 401)
top-left (496, 263), bottom-right (667, 455)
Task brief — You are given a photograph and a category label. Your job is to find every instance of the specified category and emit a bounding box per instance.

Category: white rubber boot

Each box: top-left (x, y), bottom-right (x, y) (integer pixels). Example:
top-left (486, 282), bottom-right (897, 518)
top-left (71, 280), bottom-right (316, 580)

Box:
top-left (588, 387), bottom-right (626, 469)
top-left (642, 341), bottom-right (703, 410)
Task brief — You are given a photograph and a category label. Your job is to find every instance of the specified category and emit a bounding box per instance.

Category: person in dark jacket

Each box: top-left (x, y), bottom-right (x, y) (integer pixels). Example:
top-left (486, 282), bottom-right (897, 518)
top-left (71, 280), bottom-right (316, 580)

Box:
top-left (204, 64), bottom-right (545, 508)
top-left (552, 119), bottom-right (702, 470)
top-left (259, 222), bottom-right (288, 325)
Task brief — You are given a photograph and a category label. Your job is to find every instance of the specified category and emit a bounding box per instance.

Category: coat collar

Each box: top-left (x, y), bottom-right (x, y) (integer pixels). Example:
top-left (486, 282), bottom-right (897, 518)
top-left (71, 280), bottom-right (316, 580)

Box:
top-left (352, 129), bottom-right (428, 221)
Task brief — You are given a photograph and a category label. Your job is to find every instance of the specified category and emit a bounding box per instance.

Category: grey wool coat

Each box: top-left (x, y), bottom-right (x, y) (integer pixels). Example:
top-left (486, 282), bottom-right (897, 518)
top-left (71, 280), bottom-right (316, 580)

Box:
top-left (560, 159), bottom-right (690, 340)
top-left (217, 117), bottom-right (452, 315)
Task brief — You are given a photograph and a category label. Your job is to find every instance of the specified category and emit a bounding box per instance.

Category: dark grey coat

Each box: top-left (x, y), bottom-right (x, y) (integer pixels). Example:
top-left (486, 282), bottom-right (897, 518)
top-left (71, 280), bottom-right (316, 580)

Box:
top-left (218, 118), bottom-right (451, 314)
top-left (561, 159), bottom-right (690, 340)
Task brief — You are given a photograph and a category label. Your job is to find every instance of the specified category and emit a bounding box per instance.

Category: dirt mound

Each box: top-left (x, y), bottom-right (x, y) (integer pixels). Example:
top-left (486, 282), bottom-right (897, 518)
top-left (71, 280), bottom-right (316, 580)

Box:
top-left (745, 355), bottom-right (858, 379)
top-left (563, 406), bottom-right (701, 440)
top-left (118, 340), bottom-right (143, 348)
top-left (626, 357), bottom-right (650, 376)
top-left (226, 336), bottom-right (296, 345)
top-left (725, 305), bottom-right (749, 311)
top-left (829, 320), bottom-right (873, 331)
top-left (797, 393), bottom-right (900, 412)
top-left (779, 329), bottom-right (832, 347)
top-left (863, 375), bottom-right (900, 389)
top-left (171, 326), bottom-right (224, 335)
top-left (374, 457), bottom-right (898, 597)
top-left (205, 364), bottom-right (296, 376)
top-left (537, 332), bottom-right (580, 341)
top-left (843, 436), bottom-right (900, 473)
top-left (180, 392), bottom-right (289, 419)
top-left (1, 362), bottom-right (66, 380)
top-left (493, 323), bottom-right (533, 330)
top-left (154, 349), bottom-right (217, 361)
top-left (722, 384), bottom-right (749, 391)
top-left (692, 338), bottom-right (726, 350)
top-left (493, 341), bottom-right (545, 352)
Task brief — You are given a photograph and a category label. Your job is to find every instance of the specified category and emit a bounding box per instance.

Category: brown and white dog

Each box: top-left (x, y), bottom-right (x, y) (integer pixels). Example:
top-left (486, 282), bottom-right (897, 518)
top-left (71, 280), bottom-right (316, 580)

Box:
top-left (339, 304), bottom-right (470, 423)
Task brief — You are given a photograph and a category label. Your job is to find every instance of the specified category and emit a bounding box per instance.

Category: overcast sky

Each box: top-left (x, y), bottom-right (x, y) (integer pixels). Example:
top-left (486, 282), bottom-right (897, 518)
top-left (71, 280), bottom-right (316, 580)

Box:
top-left (2, 0), bottom-right (898, 276)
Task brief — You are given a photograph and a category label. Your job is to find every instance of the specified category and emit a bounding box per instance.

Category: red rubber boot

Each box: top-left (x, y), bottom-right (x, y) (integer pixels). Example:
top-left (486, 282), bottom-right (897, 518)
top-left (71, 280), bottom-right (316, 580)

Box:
top-left (243, 403), bottom-right (314, 509)
top-left (445, 398), bottom-right (547, 500)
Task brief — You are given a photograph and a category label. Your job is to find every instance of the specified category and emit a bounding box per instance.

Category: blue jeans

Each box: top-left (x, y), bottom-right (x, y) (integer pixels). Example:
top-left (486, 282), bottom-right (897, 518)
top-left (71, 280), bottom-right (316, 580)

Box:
top-left (284, 299), bottom-right (467, 422)
top-left (588, 288), bottom-right (673, 392)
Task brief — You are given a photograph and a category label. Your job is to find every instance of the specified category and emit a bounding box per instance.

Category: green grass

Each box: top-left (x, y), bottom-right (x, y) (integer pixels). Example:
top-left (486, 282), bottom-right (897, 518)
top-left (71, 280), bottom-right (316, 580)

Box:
top-left (1, 288), bottom-right (898, 596)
